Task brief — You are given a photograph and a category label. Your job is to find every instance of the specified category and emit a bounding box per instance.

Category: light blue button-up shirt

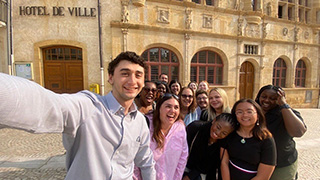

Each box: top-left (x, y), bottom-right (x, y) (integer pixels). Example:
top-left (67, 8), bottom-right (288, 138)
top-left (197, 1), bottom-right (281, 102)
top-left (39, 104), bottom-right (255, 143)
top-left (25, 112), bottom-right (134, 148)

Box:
top-left (0, 73), bottom-right (156, 180)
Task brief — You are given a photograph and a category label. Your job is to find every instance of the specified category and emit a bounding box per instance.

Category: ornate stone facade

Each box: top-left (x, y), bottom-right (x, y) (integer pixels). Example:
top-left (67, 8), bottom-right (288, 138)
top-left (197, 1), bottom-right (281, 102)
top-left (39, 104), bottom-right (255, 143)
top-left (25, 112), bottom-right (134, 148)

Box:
top-left (1, 0), bottom-right (320, 107)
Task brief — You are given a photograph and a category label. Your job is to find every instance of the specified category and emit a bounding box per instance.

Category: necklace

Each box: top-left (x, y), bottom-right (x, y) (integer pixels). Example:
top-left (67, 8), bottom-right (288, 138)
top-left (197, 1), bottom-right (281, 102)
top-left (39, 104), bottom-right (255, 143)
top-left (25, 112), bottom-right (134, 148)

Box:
top-left (241, 138), bottom-right (246, 144)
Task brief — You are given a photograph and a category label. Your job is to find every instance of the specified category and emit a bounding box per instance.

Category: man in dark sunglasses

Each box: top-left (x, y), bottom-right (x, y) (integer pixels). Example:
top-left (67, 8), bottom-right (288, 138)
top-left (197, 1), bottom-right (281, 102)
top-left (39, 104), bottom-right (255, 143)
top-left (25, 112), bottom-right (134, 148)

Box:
top-left (0, 51), bottom-right (156, 180)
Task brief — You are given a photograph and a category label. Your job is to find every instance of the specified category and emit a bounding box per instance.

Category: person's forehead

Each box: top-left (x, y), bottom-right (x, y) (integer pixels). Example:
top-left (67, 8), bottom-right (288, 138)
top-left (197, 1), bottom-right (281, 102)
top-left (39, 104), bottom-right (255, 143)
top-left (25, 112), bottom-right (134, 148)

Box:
top-left (183, 88), bottom-right (193, 94)
top-left (116, 60), bottom-right (144, 71)
top-left (145, 82), bottom-right (156, 87)
top-left (262, 89), bottom-right (277, 95)
top-left (163, 98), bottom-right (179, 105)
top-left (197, 93), bottom-right (207, 97)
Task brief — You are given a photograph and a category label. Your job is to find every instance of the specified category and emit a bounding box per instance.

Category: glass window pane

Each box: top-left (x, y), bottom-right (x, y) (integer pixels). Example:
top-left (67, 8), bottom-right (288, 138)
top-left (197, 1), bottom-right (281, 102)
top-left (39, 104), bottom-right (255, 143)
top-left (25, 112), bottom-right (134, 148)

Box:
top-left (161, 66), bottom-right (169, 75)
top-left (161, 49), bottom-right (169, 62)
top-left (149, 48), bottom-right (159, 62)
top-left (301, 79), bottom-right (305, 87)
top-left (302, 70), bottom-right (306, 77)
top-left (208, 51), bottom-right (215, 64)
top-left (282, 69), bottom-right (286, 77)
top-left (282, 61), bottom-right (287, 68)
top-left (199, 51), bottom-right (206, 63)
top-left (207, 67), bottom-right (214, 84)
top-left (216, 55), bottom-right (222, 64)
top-left (78, 49), bottom-right (82, 60)
top-left (171, 66), bottom-right (179, 81)
top-left (191, 55), bottom-right (197, 63)
top-left (151, 66), bottom-right (158, 81)
top-left (199, 67), bottom-right (205, 81)
top-left (216, 74), bottom-right (222, 84)
top-left (64, 48), bottom-right (70, 60)
top-left (171, 53), bottom-right (178, 63)
top-left (190, 67), bottom-right (197, 82)
top-left (216, 66), bottom-right (222, 75)
top-left (51, 48), bottom-right (57, 54)
top-left (71, 48), bottom-right (77, 60)
top-left (141, 51), bottom-right (148, 61)
top-left (281, 79), bottom-right (285, 87)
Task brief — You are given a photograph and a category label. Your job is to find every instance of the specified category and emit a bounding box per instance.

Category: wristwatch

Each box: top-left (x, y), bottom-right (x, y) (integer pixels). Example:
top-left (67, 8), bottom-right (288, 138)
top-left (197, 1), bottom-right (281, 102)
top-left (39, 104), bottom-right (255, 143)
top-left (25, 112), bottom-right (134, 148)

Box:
top-left (279, 103), bottom-right (290, 110)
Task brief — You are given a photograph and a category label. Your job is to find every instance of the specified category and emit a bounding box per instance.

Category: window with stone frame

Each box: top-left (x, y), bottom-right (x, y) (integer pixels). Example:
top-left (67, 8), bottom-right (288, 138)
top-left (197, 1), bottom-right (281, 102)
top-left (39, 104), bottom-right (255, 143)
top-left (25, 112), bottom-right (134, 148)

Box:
top-left (0, 0), bottom-right (7, 23)
top-left (191, 0), bottom-right (214, 6)
top-left (278, 0), bottom-right (311, 23)
top-left (295, 59), bottom-right (306, 87)
top-left (273, 58), bottom-right (287, 87)
top-left (190, 50), bottom-right (223, 85)
top-left (141, 47), bottom-right (179, 82)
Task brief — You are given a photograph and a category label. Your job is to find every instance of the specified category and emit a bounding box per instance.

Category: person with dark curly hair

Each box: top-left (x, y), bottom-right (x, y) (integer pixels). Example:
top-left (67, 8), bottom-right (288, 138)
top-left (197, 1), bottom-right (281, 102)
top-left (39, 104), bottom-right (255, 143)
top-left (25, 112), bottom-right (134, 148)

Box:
top-left (255, 85), bottom-right (307, 180)
top-left (183, 113), bottom-right (236, 180)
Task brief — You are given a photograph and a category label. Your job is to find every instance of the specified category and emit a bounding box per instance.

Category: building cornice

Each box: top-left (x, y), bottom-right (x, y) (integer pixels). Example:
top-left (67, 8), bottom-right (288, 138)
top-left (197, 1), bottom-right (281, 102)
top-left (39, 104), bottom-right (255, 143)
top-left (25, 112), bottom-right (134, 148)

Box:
top-left (111, 21), bottom-right (320, 47)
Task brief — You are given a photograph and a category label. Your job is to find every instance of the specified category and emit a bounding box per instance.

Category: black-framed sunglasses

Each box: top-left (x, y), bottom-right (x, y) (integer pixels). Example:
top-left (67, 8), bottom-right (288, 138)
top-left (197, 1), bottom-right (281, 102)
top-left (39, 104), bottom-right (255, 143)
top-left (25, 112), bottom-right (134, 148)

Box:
top-left (143, 87), bottom-right (157, 94)
top-left (163, 93), bottom-right (179, 100)
top-left (181, 94), bottom-right (193, 99)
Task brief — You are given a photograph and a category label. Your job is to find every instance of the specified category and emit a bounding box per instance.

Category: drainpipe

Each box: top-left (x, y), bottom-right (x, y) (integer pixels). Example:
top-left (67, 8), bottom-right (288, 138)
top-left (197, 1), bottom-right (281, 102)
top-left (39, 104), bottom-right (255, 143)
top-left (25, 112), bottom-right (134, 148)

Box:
top-left (7, 0), bottom-right (13, 75)
top-left (97, 0), bottom-right (104, 95)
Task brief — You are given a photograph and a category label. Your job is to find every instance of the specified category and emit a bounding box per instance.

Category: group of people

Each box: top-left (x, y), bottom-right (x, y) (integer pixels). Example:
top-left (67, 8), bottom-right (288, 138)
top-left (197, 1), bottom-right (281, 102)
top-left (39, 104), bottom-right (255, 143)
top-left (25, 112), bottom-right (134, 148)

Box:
top-left (0, 51), bottom-right (307, 180)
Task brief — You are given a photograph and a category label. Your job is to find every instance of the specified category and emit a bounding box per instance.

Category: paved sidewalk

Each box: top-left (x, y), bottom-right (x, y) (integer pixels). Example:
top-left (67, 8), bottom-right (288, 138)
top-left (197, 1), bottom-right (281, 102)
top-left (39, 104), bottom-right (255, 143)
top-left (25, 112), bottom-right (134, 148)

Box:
top-left (0, 108), bottom-right (319, 179)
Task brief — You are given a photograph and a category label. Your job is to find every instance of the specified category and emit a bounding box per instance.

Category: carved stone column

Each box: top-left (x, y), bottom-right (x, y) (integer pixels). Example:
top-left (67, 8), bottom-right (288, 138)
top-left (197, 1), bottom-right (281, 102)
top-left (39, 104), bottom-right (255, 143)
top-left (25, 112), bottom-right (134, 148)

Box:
top-left (183, 33), bottom-right (191, 86)
top-left (122, 29), bottom-right (128, 52)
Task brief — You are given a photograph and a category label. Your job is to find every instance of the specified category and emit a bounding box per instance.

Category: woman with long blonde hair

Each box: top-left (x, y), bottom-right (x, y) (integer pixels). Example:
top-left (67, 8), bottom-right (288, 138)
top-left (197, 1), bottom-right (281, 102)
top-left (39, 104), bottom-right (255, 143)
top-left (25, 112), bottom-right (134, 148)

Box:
top-left (200, 88), bottom-right (231, 122)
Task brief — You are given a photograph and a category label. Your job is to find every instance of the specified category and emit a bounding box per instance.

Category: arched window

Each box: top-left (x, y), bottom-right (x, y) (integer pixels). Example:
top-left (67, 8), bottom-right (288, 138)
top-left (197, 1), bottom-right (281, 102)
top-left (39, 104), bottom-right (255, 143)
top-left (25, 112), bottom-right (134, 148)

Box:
top-left (142, 47), bottom-right (179, 82)
top-left (190, 50), bottom-right (223, 85)
top-left (295, 60), bottom-right (306, 87)
top-left (272, 58), bottom-right (287, 87)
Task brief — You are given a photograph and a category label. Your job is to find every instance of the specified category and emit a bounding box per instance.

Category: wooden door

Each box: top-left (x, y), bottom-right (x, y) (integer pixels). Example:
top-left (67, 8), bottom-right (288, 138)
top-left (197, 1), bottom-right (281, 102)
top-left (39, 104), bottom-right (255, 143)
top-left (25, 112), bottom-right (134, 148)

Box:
top-left (239, 61), bottom-right (254, 99)
top-left (43, 46), bottom-right (83, 93)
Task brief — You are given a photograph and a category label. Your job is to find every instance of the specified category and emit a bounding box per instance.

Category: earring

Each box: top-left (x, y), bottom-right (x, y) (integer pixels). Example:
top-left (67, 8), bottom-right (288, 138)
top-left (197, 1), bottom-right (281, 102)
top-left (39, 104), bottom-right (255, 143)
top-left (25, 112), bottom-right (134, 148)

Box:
top-left (256, 120), bottom-right (260, 126)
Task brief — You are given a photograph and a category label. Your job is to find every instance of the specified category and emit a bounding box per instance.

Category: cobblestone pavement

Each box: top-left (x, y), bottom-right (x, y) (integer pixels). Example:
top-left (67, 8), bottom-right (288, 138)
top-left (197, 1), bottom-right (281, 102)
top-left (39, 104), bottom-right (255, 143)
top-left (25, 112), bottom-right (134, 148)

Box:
top-left (0, 108), bottom-right (319, 179)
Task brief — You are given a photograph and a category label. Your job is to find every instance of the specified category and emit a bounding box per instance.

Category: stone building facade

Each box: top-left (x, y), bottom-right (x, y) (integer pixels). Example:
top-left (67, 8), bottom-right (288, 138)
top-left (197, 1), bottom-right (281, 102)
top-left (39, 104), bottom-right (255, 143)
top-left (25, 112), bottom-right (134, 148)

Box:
top-left (0, 0), bottom-right (319, 107)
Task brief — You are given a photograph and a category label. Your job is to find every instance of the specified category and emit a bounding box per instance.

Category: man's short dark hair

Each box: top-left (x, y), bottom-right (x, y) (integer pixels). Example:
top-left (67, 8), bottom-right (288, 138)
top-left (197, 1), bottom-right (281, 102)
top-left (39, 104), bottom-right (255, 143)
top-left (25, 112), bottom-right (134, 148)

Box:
top-left (108, 51), bottom-right (147, 75)
top-left (196, 89), bottom-right (208, 97)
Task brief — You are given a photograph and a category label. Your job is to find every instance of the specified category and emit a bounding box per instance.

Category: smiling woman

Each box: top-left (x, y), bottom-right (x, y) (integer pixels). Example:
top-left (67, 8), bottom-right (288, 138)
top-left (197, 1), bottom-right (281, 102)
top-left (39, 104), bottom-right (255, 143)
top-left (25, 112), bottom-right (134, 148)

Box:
top-left (134, 93), bottom-right (188, 180)
top-left (183, 113), bottom-right (236, 180)
top-left (135, 81), bottom-right (157, 128)
top-left (220, 99), bottom-right (276, 180)
top-left (179, 87), bottom-right (198, 126)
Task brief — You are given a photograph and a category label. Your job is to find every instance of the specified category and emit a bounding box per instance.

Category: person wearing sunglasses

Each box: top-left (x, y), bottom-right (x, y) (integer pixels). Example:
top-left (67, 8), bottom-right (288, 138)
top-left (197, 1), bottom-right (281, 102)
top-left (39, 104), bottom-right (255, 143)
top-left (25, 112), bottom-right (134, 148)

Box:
top-left (179, 87), bottom-right (198, 126)
top-left (156, 81), bottom-right (170, 100)
top-left (134, 93), bottom-right (188, 180)
top-left (135, 80), bottom-right (157, 128)
top-left (221, 99), bottom-right (276, 180)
